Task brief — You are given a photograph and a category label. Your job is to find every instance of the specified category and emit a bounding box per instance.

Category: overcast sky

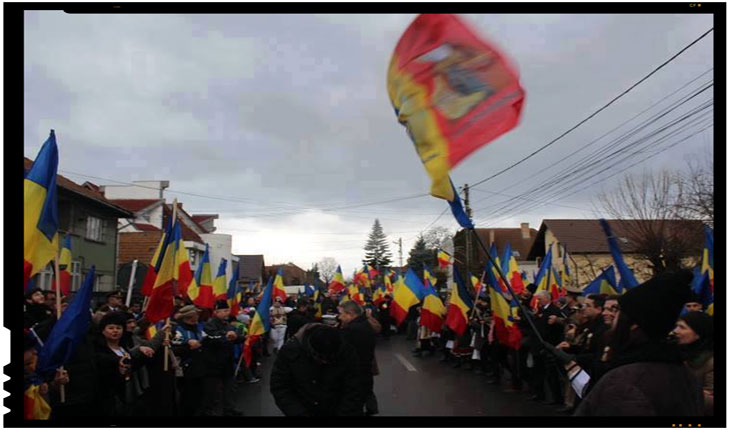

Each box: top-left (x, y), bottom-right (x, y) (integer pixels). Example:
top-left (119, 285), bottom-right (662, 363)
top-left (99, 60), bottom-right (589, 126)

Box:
top-left (23, 12), bottom-right (714, 276)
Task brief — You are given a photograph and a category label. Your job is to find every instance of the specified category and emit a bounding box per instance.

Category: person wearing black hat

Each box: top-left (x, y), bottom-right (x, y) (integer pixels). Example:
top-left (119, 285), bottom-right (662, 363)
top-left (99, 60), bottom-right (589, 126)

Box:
top-left (105, 291), bottom-right (126, 312)
top-left (171, 305), bottom-right (207, 416)
top-left (200, 300), bottom-right (245, 416)
top-left (674, 311), bottom-right (713, 416)
top-left (683, 291), bottom-right (704, 313)
top-left (574, 270), bottom-right (704, 416)
top-left (270, 323), bottom-right (364, 416)
top-left (24, 288), bottom-right (55, 338)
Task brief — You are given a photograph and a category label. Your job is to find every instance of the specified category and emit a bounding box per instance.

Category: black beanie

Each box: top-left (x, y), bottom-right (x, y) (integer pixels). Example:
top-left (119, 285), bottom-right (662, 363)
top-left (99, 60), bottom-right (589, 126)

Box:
top-left (99, 311), bottom-right (129, 330)
top-left (308, 325), bottom-right (342, 360)
top-left (214, 300), bottom-right (230, 310)
top-left (618, 270), bottom-right (693, 339)
top-left (526, 283), bottom-right (537, 294)
top-left (680, 311), bottom-right (713, 341)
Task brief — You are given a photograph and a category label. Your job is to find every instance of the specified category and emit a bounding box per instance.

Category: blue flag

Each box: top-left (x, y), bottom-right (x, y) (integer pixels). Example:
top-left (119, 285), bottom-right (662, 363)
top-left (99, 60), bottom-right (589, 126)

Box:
top-left (304, 283), bottom-right (315, 297)
top-left (599, 219), bottom-right (639, 291)
top-left (36, 266), bottom-right (95, 378)
top-left (582, 266), bottom-right (618, 296)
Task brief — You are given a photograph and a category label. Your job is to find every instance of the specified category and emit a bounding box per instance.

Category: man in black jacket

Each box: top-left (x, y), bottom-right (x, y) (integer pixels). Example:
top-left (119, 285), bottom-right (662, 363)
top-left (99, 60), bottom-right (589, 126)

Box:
top-left (200, 300), bottom-right (245, 416)
top-left (338, 301), bottom-right (377, 415)
top-left (286, 299), bottom-right (314, 340)
top-left (530, 291), bottom-right (565, 404)
top-left (171, 305), bottom-right (207, 417)
top-left (270, 323), bottom-right (363, 416)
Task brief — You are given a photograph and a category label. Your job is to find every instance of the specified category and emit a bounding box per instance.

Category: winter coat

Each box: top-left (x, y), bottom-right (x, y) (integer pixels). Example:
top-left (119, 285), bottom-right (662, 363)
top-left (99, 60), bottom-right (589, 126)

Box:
top-left (270, 323), bottom-right (364, 417)
top-left (92, 336), bottom-right (149, 416)
top-left (201, 318), bottom-right (243, 377)
top-left (684, 348), bottom-right (714, 416)
top-left (532, 304), bottom-right (564, 349)
top-left (48, 330), bottom-right (99, 411)
top-left (171, 321), bottom-right (207, 379)
top-left (575, 342), bottom-right (703, 416)
top-left (285, 309), bottom-right (314, 340)
top-left (340, 315), bottom-right (376, 391)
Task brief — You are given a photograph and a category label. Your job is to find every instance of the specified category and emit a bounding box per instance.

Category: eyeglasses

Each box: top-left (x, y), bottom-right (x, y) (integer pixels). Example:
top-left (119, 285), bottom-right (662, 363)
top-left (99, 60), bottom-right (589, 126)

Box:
top-left (605, 305), bottom-right (620, 312)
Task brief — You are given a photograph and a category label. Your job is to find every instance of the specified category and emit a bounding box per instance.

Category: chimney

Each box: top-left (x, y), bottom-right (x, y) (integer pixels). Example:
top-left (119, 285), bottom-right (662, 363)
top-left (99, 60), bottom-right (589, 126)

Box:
top-left (521, 222), bottom-right (530, 239)
top-left (489, 230), bottom-right (495, 246)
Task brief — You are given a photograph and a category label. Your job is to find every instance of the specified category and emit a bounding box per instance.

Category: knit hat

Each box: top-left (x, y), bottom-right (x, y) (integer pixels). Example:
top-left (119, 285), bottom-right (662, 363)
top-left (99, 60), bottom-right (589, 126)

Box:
top-left (526, 283), bottom-right (537, 294)
top-left (307, 325), bottom-right (342, 362)
top-left (685, 291), bottom-right (702, 305)
top-left (214, 300), bottom-right (230, 310)
top-left (178, 305), bottom-right (199, 319)
top-left (618, 270), bottom-right (692, 339)
top-left (99, 311), bottom-right (129, 330)
top-left (679, 311), bottom-right (713, 341)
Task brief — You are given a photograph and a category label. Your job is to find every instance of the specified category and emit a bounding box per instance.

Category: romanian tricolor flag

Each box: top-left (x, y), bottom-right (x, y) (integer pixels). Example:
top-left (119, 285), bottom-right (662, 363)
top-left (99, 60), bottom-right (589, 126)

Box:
top-left (228, 263), bottom-right (241, 317)
top-left (582, 266), bottom-right (618, 296)
top-left (192, 244), bottom-right (215, 309)
top-left (561, 244), bottom-right (572, 288)
top-left (691, 267), bottom-right (713, 316)
top-left (420, 278), bottom-right (446, 333)
top-left (501, 243), bottom-right (525, 295)
top-left (387, 13), bottom-right (525, 232)
top-left (213, 258), bottom-right (228, 302)
top-left (54, 235), bottom-right (72, 296)
top-left (367, 264), bottom-right (379, 280)
top-left (391, 268), bottom-right (425, 326)
top-left (445, 268), bottom-right (474, 336)
top-left (599, 219), bottom-right (639, 291)
top-left (273, 268), bottom-right (288, 303)
top-left (145, 222), bottom-right (188, 323)
top-left (373, 285), bottom-right (387, 306)
top-left (534, 247), bottom-right (553, 295)
top-left (550, 267), bottom-right (564, 301)
top-left (488, 278), bottom-right (522, 350)
top-left (384, 270), bottom-right (394, 293)
top-left (437, 248), bottom-right (453, 269)
top-left (24, 377), bottom-right (51, 420)
top-left (243, 276), bottom-right (273, 367)
top-left (470, 273), bottom-right (484, 297)
top-left (701, 225), bottom-right (714, 294)
top-left (173, 225), bottom-right (194, 300)
top-left (329, 265), bottom-right (346, 293)
top-left (424, 265), bottom-right (438, 289)
top-left (24, 131), bottom-right (60, 288)
top-left (141, 215), bottom-right (172, 297)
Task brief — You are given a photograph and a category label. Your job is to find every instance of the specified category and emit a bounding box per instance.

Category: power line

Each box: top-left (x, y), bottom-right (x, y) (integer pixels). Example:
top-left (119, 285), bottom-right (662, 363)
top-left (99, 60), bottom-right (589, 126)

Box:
top-left (469, 27), bottom-right (714, 189)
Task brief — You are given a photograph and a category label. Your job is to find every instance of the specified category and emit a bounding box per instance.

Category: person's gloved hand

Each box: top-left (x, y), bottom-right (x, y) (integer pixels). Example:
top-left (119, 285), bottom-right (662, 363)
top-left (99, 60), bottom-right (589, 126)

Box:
top-left (540, 340), bottom-right (576, 365)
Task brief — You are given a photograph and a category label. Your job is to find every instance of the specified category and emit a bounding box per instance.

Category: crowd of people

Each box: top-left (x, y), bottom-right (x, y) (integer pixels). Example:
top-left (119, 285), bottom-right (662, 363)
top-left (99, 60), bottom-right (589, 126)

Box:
top-left (23, 268), bottom-right (714, 418)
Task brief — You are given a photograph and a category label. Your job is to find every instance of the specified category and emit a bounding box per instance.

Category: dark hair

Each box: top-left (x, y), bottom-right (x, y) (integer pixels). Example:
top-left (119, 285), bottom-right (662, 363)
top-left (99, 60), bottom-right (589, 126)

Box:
top-left (586, 294), bottom-right (606, 309)
top-left (25, 288), bottom-right (43, 300)
top-left (307, 325), bottom-right (342, 361)
top-left (604, 294), bottom-right (621, 303)
top-left (608, 310), bottom-right (650, 358)
top-left (99, 311), bottom-right (128, 331)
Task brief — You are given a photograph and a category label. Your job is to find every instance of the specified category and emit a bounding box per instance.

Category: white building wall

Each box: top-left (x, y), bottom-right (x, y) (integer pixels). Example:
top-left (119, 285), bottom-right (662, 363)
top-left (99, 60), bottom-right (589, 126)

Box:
top-left (201, 233), bottom-right (235, 282)
top-left (101, 180), bottom-right (169, 200)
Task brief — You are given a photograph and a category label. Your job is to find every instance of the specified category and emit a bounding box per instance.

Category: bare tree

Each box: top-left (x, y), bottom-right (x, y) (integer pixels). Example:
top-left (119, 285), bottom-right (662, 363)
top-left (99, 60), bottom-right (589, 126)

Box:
top-left (422, 226), bottom-right (454, 250)
top-left (595, 169), bottom-right (703, 274)
top-left (675, 150), bottom-right (714, 227)
top-left (317, 257), bottom-right (338, 285)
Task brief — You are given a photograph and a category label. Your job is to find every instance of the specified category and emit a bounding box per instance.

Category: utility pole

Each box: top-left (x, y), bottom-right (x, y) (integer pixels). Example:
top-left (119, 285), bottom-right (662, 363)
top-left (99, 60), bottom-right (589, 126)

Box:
top-left (393, 237), bottom-right (403, 268)
top-left (463, 184), bottom-right (472, 273)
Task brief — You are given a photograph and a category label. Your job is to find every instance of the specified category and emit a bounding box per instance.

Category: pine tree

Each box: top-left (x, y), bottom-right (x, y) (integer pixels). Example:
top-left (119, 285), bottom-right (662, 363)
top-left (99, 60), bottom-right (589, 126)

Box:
top-left (363, 219), bottom-right (393, 271)
top-left (407, 235), bottom-right (436, 272)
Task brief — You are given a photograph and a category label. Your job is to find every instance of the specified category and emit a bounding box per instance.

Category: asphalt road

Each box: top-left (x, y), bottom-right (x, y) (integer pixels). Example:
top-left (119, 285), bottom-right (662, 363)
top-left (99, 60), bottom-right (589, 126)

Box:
top-left (234, 332), bottom-right (560, 417)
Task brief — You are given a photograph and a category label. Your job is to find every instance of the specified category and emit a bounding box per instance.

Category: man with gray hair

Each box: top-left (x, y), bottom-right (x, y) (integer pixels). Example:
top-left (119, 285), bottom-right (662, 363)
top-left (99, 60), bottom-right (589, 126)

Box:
top-left (529, 290), bottom-right (565, 405)
top-left (338, 301), bottom-right (377, 415)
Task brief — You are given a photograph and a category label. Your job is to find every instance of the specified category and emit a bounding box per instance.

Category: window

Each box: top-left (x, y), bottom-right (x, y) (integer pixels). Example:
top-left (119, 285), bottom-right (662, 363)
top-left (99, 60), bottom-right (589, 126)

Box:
top-left (188, 249), bottom-right (197, 266)
top-left (513, 250), bottom-right (521, 258)
top-left (86, 216), bottom-right (106, 242)
top-left (70, 261), bottom-right (82, 291)
top-left (37, 264), bottom-right (54, 290)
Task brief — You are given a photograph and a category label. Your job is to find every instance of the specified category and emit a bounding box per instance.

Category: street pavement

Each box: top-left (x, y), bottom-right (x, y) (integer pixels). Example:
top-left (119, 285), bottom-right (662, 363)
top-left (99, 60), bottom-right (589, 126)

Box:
top-left (234, 332), bottom-right (561, 416)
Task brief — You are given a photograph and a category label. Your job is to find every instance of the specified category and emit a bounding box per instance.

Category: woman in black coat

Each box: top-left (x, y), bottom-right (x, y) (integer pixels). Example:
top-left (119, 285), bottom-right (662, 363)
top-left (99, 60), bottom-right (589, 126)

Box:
top-left (673, 311), bottom-right (714, 416)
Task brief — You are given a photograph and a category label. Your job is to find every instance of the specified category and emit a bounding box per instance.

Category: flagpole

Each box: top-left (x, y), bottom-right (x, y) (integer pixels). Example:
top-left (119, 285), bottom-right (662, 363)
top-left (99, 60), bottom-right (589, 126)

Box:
top-left (468, 229), bottom-right (545, 345)
top-left (164, 199), bottom-right (178, 372)
top-left (125, 260), bottom-right (138, 308)
top-left (468, 270), bottom-right (488, 319)
top-left (53, 256), bottom-right (66, 403)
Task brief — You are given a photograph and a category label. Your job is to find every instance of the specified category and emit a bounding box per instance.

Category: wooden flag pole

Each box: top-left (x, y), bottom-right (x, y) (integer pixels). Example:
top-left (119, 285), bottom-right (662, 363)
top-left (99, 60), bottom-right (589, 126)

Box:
top-left (164, 199), bottom-right (178, 372)
top-left (125, 260), bottom-right (138, 308)
top-left (468, 270), bottom-right (488, 319)
top-left (53, 256), bottom-right (66, 403)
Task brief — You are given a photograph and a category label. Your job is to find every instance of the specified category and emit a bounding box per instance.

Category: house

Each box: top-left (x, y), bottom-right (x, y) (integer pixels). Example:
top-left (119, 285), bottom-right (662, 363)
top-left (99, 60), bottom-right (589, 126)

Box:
top-left (526, 219), bottom-right (705, 287)
top-left (24, 158), bottom-right (133, 295)
top-left (453, 222), bottom-right (539, 280)
top-left (236, 255), bottom-right (266, 286)
top-left (265, 263), bottom-right (307, 286)
top-left (102, 180), bottom-right (237, 291)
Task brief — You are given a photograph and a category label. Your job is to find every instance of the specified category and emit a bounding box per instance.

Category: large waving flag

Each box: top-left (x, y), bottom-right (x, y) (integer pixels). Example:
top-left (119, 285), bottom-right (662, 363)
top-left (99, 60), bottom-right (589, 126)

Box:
top-left (145, 221), bottom-right (182, 323)
top-left (445, 268), bottom-right (474, 336)
top-left (227, 263), bottom-right (241, 317)
top-left (384, 270), bottom-right (394, 293)
top-left (488, 273), bottom-right (522, 350)
top-left (213, 258), bottom-right (228, 301)
top-left (550, 267), bottom-right (564, 301)
top-left (24, 130), bottom-right (60, 288)
top-left (24, 376), bottom-right (52, 420)
top-left (420, 278), bottom-right (446, 333)
top-left (273, 268), bottom-right (288, 302)
top-left (437, 249), bottom-right (453, 269)
top-left (329, 265), bottom-right (346, 293)
top-left (501, 243), bottom-right (525, 295)
top-left (36, 266), bottom-right (96, 378)
top-left (561, 244), bottom-right (572, 288)
top-left (243, 276), bottom-right (273, 367)
top-left (534, 247), bottom-right (553, 295)
top-left (53, 235), bottom-right (72, 296)
top-left (173, 224), bottom-right (194, 299)
top-left (582, 266), bottom-right (618, 296)
top-left (424, 265), bottom-right (438, 289)
top-left (373, 285), bottom-right (387, 306)
top-left (391, 268), bottom-right (425, 325)
top-left (388, 14), bottom-right (525, 203)
top-left (192, 244), bottom-right (215, 309)
top-left (599, 219), bottom-right (639, 291)
top-left (690, 267), bottom-right (713, 316)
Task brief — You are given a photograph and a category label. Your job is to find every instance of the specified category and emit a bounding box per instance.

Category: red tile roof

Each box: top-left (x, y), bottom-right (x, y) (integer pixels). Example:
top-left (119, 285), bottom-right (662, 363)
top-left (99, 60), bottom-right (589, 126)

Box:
top-left (24, 158), bottom-right (132, 218)
top-left (472, 228), bottom-right (538, 260)
top-left (192, 214), bottom-right (217, 223)
top-left (133, 223), bottom-right (161, 232)
top-left (107, 199), bottom-right (162, 213)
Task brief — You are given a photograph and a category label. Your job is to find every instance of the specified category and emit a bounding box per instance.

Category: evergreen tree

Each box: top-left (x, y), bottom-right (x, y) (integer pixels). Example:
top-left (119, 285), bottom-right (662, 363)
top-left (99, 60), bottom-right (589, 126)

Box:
top-left (363, 219), bottom-right (393, 271)
top-left (407, 235), bottom-right (436, 272)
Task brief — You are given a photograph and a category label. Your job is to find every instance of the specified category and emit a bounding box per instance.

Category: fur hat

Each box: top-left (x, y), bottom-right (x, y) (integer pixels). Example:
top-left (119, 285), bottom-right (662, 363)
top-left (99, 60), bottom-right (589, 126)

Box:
top-left (618, 270), bottom-right (692, 339)
top-left (177, 305), bottom-right (199, 319)
top-left (99, 311), bottom-right (129, 330)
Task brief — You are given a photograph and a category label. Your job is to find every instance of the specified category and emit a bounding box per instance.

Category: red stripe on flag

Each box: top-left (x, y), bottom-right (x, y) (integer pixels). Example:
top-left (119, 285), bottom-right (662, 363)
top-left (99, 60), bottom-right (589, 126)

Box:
top-left (445, 303), bottom-right (468, 336)
top-left (141, 267), bottom-right (157, 297)
top-left (420, 308), bottom-right (443, 333)
top-left (389, 302), bottom-right (409, 326)
top-left (145, 280), bottom-right (174, 323)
